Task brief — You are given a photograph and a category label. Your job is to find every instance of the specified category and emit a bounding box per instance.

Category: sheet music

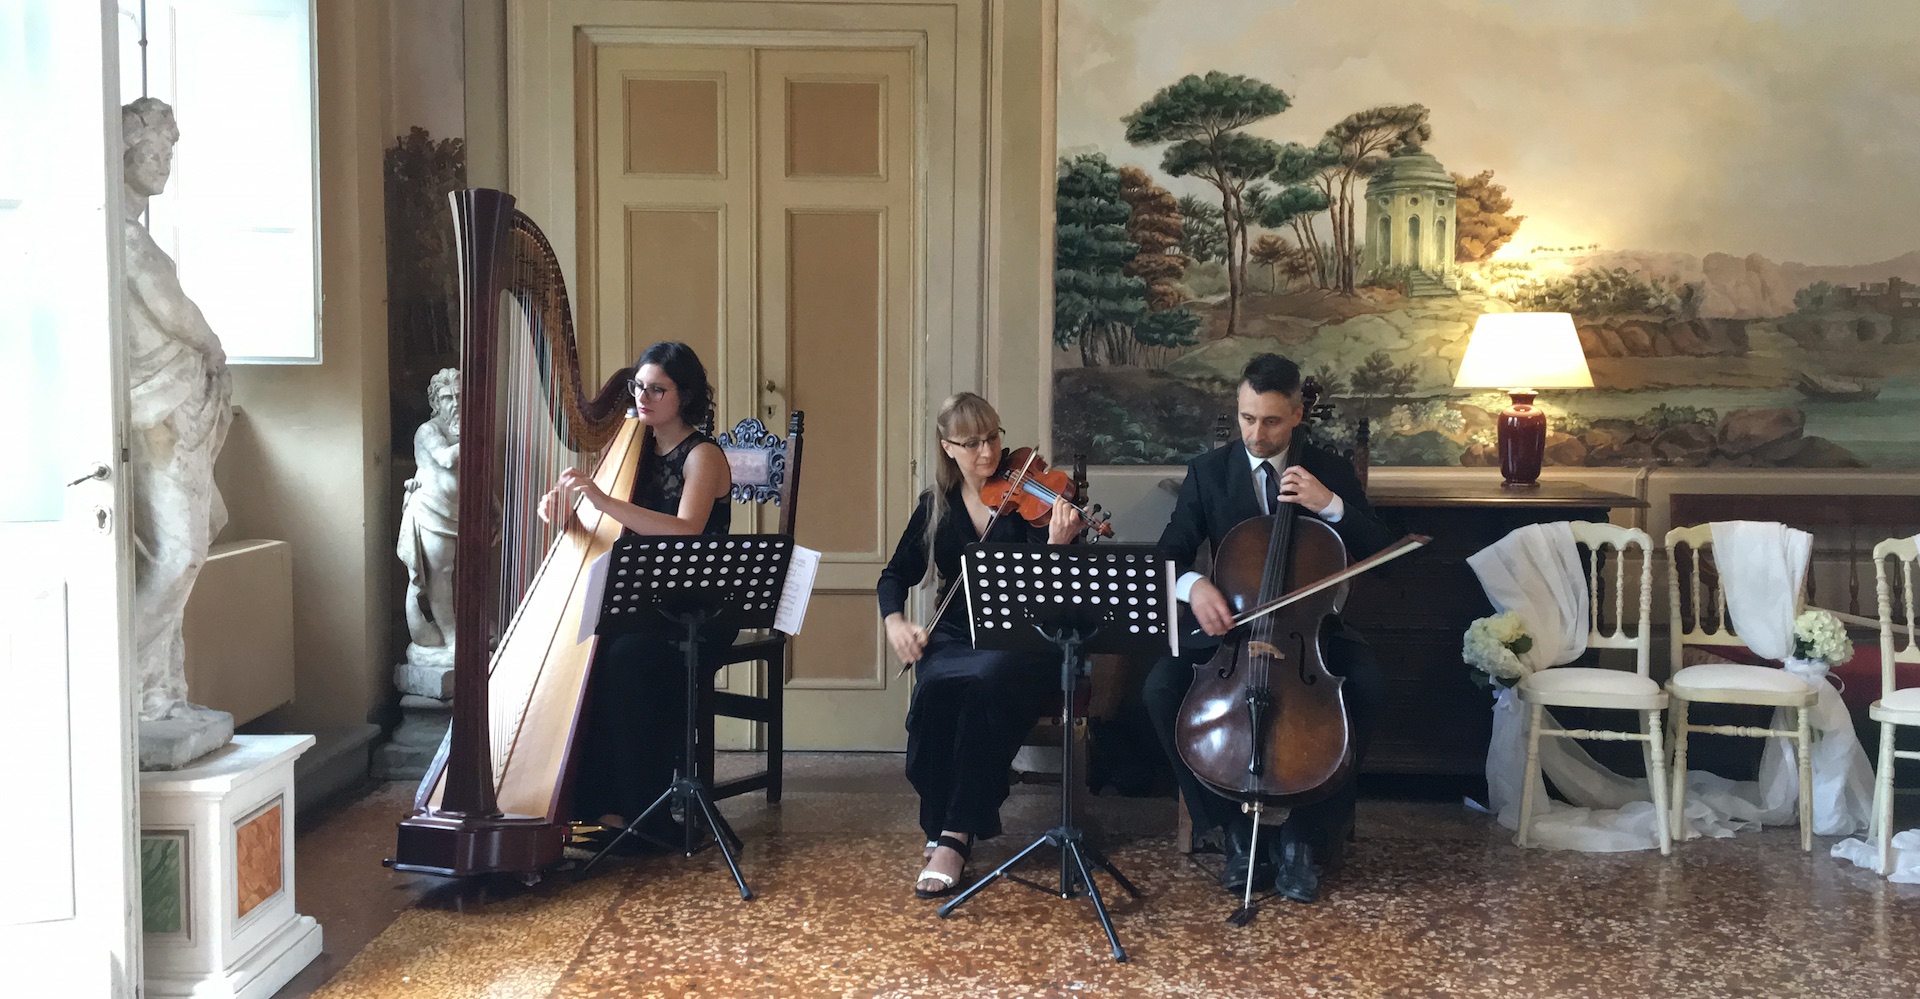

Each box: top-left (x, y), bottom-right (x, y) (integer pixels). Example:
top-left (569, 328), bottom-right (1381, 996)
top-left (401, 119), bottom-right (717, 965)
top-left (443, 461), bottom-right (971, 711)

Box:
top-left (577, 550), bottom-right (610, 644)
top-left (773, 544), bottom-right (821, 635)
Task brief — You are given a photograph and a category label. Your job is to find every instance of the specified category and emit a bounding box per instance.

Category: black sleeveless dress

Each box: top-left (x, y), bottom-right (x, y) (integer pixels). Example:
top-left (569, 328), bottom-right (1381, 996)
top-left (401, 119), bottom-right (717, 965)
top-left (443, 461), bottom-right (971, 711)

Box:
top-left (876, 485), bottom-right (1061, 841)
top-left (572, 430), bottom-right (734, 826)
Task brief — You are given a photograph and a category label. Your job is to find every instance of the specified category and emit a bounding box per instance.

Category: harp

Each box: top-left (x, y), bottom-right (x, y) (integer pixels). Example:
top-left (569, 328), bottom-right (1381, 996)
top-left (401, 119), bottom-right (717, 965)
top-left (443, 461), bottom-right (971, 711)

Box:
top-left (389, 189), bottom-right (637, 879)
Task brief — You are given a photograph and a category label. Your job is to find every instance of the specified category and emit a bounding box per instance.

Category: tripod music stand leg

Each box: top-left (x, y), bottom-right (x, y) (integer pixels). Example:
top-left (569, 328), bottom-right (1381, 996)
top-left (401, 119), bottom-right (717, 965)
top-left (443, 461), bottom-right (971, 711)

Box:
top-left (1075, 840), bottom-right (1140, 899)
top-left (936, 832), bottom-right (1052, 918)
top-left (582, 782), bottom-right (681, 874)
top-left (700, 788), bottom-right (746, 854)
top-left (1066, 838), bottom-right (1127, 963)
top-left (690, 784), bottom-right (754, 900)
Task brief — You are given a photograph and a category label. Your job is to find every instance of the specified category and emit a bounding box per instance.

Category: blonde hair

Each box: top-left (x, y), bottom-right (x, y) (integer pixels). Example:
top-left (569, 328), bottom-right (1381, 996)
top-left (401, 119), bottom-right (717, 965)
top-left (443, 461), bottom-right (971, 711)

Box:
top-left (923, 392), bottom-right (1001, 586)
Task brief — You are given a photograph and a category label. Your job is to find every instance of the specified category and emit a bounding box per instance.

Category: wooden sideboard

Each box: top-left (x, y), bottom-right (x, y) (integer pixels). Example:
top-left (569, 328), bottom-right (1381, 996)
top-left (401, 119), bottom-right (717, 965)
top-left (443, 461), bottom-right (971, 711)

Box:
top-left (1345, 481), bottom-right (1647, 776)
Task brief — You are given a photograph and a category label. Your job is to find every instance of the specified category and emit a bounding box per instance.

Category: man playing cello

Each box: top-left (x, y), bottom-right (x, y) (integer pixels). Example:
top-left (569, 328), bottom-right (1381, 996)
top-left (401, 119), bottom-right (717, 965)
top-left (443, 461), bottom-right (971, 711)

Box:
top-left (1143, 353), bottom-right (1395, 903)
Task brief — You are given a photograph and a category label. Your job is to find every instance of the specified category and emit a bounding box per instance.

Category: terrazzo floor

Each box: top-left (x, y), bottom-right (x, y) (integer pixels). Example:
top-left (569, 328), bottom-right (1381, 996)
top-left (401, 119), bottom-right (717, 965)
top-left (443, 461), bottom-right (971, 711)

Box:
top-left (281, 754), bottom-right (1920, 999)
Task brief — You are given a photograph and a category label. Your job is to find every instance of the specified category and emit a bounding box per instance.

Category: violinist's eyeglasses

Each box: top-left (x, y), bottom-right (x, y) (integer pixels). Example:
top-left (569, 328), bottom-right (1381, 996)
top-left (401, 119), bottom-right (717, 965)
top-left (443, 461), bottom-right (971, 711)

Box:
top-left (942, 428), bottom-right (1004, 452)
top-left (628, 379), bottom-right (672, 401)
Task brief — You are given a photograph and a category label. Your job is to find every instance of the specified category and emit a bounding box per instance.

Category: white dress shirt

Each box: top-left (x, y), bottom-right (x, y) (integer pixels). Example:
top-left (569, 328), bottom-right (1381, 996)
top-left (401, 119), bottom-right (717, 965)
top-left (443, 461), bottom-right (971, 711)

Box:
top-left (1173, 447), bottom-right (1345, 603)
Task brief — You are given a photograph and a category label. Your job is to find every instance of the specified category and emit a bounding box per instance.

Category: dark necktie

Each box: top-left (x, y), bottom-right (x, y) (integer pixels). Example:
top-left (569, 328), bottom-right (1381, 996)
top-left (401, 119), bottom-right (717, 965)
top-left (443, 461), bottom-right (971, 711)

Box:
top-left (1259, 461), bottom-right (1281, 515)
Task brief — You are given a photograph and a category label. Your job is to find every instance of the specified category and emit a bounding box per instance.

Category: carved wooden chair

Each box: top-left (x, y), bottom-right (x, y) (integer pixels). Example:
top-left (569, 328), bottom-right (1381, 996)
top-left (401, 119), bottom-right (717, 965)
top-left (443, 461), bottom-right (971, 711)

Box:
top-left (697, 411), bottom-right (804, 803)
top-left (1514, 523), bottom-right (1671, 853)
top-left (1868, 537), bottom-right (1920, 875)
top-left (1664, 523), bottom-right (1818, 850)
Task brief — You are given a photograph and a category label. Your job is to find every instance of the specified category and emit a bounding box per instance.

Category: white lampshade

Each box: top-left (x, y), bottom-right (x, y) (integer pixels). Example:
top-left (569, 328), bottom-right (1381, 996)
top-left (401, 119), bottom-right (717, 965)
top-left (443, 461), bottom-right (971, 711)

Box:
top-left (1453, 312), bottom-right (1595, 390)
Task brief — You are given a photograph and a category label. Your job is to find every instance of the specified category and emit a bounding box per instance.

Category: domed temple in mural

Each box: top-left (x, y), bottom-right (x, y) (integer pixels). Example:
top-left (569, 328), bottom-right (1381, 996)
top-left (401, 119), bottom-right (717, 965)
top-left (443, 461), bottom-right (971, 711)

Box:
top-left (1363, 145), bottom-right (1458, 296)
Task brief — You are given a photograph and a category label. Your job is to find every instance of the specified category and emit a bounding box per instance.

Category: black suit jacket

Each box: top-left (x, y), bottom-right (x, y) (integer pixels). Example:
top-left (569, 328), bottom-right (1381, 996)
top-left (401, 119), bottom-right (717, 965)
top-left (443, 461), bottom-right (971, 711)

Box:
top-left (1158, 439), bottom-right (1394, 651)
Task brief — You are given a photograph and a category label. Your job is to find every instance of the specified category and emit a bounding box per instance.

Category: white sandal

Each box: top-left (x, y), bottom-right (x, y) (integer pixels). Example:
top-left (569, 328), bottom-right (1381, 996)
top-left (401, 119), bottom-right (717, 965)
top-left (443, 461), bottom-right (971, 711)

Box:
top-left (914, 834), bottom-right (972, 899)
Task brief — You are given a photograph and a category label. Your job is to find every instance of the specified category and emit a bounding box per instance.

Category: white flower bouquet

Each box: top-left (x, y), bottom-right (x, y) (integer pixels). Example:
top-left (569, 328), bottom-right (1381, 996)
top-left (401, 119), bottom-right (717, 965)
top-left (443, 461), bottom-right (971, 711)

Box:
top-left (1463, 611), bottom-right (1533, 690)
top-left (1791, 609), bottom-right (1853, 667)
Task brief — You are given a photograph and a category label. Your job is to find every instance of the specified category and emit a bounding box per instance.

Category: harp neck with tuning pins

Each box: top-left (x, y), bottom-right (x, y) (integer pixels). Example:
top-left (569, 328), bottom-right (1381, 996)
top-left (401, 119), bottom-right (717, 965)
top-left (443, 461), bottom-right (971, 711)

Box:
top-left (390, 188), bottom-right (640, 879)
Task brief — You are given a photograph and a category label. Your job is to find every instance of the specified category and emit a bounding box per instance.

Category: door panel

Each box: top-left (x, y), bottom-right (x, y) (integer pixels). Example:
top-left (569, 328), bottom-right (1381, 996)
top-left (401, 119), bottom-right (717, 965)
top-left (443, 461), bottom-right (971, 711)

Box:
top-left (595, 46), bottom-right (761, 745)
top-left (0, 1), bottom-right (139, 991)
top-left (594, 46), bottom-right (753, 414)
top-left (757, 48), bottom-right (915, 748)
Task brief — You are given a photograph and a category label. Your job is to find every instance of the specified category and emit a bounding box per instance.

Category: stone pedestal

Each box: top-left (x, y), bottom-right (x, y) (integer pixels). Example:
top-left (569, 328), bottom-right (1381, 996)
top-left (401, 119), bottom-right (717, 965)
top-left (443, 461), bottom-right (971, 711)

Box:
top-left (373, 693), bottom-right (452, 780)
top-left (140, 735), bottom-right (322, 999)
top-left (373, 650), bottom-right (455, 780)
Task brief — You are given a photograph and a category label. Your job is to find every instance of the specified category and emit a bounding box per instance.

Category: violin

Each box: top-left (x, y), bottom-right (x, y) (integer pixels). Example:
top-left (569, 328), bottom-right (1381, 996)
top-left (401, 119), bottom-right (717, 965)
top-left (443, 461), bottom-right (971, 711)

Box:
top-left (978, 446), bottom-right (1114, 539)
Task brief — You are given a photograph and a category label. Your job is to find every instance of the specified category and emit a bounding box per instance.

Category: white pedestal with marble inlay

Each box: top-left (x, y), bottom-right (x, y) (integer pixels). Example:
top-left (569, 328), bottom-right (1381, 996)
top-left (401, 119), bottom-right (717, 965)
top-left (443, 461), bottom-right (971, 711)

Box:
top-left (140, 734), bottom-right (322, 999)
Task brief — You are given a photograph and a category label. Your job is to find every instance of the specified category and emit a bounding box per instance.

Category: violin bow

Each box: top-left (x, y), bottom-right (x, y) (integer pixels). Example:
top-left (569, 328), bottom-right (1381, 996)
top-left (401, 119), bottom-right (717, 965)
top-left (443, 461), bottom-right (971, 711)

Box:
top-left (1188, 534), bottom-right (1431, 642)
top-left (895, 449), bottom-right (1043, 677)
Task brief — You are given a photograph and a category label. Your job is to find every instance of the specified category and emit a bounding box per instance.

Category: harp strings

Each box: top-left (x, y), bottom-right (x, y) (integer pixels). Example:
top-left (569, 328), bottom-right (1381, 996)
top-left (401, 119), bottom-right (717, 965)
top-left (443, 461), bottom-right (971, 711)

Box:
top-left (491, 253), bottom-right (596, 658)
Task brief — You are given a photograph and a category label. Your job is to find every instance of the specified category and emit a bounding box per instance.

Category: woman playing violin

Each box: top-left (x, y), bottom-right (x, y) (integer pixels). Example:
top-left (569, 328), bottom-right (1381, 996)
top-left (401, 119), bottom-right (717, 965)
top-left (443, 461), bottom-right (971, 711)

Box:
top-left (538, 340), bottom-right (734, 849)
top-left (877, 392), bottom-right (1084, 898)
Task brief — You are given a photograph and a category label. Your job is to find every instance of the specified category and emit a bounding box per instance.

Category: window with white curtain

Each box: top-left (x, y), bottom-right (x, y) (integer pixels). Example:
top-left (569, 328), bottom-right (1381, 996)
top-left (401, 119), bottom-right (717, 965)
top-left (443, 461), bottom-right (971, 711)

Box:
top-left (118, 0), bottom-right (319, 363)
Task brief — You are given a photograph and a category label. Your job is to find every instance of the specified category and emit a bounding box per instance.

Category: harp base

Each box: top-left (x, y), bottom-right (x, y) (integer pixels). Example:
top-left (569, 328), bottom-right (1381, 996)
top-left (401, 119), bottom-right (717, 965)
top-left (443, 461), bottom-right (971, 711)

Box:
top-left (387, 812), bottom-right (564, 882)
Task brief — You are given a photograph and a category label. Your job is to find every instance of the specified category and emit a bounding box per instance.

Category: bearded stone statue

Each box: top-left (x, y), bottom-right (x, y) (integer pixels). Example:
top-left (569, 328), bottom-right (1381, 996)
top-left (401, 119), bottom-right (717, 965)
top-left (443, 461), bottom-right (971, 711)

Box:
top-left (398, 368), bottom-right (460, 669)
top-left (123, 97), bottom-right (235, 769)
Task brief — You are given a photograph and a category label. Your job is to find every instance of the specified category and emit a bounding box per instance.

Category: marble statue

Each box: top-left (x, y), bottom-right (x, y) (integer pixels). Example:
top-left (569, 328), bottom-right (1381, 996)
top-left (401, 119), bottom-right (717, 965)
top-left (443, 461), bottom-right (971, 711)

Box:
top-left (397, 368), bottom-right (460, 670)
top-left (377, 369), bottom-right (460, 779)
top-left (123, 97), bottom-right (235, 768)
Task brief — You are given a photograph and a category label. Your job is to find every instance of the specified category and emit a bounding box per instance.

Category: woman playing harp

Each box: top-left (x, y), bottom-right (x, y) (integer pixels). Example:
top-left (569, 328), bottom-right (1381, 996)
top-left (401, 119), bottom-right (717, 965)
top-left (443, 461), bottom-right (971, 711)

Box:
top-left (393, 190), bottom-right (721, 880)
top-left (539, 341), bottom-right (734, 848)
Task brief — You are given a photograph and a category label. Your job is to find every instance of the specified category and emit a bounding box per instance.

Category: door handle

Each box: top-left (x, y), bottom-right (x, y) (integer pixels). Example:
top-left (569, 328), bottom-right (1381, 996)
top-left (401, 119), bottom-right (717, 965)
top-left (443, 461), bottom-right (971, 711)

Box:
top-left (762, 379), bottom-right (788, 418)
top-left (66, 462), bottom-right (111, 487)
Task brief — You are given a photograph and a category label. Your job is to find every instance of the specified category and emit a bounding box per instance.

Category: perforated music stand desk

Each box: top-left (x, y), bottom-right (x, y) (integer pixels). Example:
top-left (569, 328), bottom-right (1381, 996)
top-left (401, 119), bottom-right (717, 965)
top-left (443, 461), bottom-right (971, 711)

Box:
top-left (580, 533), bottom-right (793, 902)
top-left (936, 543), bottom-right (1178, 962)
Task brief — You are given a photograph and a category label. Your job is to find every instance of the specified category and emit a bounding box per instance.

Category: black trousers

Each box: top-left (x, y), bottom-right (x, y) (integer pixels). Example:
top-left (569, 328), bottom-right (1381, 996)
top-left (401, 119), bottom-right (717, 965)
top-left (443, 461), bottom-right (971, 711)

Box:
top-left (572, 623), bottom-right (737, 826)
top-left (904, 640), bottom-right (1059, 842)
top-left (1142, 629), bottom-right (1383, 851)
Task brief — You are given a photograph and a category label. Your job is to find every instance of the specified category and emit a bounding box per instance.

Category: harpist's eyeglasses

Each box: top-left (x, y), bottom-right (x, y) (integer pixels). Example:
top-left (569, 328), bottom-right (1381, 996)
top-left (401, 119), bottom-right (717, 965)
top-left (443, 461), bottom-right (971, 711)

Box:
top-left (629, 379), bottom-right (672, 401)
top-left (942, 428), bottom-right (1004, 452)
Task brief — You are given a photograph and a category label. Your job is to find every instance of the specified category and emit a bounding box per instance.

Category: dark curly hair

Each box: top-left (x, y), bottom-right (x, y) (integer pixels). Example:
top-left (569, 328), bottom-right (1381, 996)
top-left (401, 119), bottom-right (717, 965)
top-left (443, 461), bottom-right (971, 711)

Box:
top-left (633, 341), bottom-right (715, 432)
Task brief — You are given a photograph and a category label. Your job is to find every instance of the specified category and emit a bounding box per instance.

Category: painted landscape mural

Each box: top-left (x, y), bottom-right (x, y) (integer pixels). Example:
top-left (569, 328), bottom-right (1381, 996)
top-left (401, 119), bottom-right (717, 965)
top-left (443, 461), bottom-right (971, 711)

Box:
top-left (1052, 0), bottom-right (1920, 468)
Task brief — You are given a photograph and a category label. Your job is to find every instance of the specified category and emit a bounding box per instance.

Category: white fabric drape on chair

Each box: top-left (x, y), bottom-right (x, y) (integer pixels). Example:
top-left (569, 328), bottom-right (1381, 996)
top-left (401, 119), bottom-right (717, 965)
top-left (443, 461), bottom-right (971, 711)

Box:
top-left (1470, 523), bottom-right (1669, 852)
top-left (1680, 522), bottom-right (1873, 837)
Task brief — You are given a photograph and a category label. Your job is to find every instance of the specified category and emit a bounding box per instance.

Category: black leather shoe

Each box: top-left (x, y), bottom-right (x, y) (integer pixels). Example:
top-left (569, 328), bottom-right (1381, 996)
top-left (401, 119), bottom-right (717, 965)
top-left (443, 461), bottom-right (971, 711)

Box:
top-left (1219, 822), bottom-right (1274, 893)
top-left (1273, 839), bottom-right (1320, 904)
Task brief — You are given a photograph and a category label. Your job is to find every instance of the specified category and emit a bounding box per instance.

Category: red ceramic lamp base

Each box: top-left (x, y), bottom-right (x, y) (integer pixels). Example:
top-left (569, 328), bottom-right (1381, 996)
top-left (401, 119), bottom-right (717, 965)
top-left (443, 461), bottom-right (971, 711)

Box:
top-left (1496, 390), bottom-right (1546, 487)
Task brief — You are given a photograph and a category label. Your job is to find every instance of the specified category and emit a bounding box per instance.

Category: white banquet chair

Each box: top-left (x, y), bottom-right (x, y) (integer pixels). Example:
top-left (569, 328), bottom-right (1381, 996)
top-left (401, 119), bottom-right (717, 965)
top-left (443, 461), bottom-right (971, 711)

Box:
top-left (1515, 523), bottom-right (1671, 854)
top-left (1664, 524), bottom-right (1818, 851)
top-left (1868, 537), bottom-right (1920, 874)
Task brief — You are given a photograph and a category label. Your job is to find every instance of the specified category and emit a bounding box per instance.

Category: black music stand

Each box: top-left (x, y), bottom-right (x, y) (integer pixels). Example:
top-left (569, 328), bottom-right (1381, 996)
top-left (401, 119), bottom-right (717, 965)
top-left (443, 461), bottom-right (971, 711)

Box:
top-left (935, 543), bottom-right (1178, 963)
top-left (579, 534), bottom-right (793, 901)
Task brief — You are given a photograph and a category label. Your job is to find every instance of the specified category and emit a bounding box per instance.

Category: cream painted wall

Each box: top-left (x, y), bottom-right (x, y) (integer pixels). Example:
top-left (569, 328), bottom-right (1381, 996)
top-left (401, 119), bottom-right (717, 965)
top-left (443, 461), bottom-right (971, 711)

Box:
top-left (986, 0), bottom-right (1057, 450)
top-left (216, 0), bottom-right (392, 732)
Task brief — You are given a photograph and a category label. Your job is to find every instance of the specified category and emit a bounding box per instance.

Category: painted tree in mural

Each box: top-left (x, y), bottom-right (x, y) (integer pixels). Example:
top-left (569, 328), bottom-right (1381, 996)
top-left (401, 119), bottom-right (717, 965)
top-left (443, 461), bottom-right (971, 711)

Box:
top-left (1118, 166), bottom-right (1187, 310)
top-left (1124, 71), bottom-right (1291, 337)
top-left (1264, 141), bottom-right (1336, 287)
top-left (1176, 195), bottom-right (1227, 264)
top-left (1453, 169), bottom-right (1524, 263)
top-left (1116, 166), bottom-right (1203, 365)
top-left (1251, 234), bottom-right (1287, 291)
top-left (1054, 152), bottom-right (1146, 367)
top-left (1321, 105), bottom-right (1431, 294)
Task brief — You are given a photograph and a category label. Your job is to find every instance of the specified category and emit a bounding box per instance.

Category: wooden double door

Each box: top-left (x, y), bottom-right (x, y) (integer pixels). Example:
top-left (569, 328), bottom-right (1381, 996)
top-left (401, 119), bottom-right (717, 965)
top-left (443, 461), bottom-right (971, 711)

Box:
top-left (588, 44), bottom-right (917, 749)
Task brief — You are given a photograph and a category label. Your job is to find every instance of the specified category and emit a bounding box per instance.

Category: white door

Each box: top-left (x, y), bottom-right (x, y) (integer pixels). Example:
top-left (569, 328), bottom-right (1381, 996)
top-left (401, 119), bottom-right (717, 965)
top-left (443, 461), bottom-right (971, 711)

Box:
top-left (0, 1), bottom-right (142, 994)
top-left (591, 43), bottom-right (919, 750)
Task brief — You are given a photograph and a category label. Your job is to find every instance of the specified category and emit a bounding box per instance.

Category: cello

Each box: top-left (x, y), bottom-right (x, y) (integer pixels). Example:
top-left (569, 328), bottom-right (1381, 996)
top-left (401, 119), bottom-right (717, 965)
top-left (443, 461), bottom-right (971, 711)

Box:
top-left (1173, 382), bottom-right (1423, 922)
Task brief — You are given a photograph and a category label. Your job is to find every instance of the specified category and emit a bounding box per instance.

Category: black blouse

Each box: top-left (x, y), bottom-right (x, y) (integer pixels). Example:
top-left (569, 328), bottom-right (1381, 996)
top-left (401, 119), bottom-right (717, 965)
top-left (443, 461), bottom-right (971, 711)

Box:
top-left (630, 429), bottom-right (731, 535)
top-left (876, 484), bottom-right (1049, 643)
